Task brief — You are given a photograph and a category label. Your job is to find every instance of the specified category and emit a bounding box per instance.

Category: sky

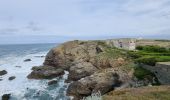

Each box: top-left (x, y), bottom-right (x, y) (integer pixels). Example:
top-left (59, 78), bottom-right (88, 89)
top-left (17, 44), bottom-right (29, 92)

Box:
top-left (0, 0), bottom-right (170, 44)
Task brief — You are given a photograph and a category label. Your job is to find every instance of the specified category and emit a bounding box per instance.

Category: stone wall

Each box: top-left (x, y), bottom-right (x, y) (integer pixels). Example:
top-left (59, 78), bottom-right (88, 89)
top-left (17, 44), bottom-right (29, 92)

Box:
top-left (105, 39), bottom-right (136, 50)
top-left (141, 62), bottom-right (170, 85)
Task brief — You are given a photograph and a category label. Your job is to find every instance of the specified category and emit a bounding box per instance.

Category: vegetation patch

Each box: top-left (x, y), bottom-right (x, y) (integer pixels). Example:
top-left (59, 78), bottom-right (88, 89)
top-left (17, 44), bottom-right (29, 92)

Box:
top-left (98, 47), bottom-right (125, 60)
top-left (103, 86), bottom-right (170, 100)
top-left (134, 56), bottom-right (157, 66)
top-left (155, 39), bottom-right (170, 42)
top-left (128, 45), bottom-right (170, 66)
top-left (136, 45), bottom-right (170, 53)
top-left (134, 66), bottom-right (154, 80)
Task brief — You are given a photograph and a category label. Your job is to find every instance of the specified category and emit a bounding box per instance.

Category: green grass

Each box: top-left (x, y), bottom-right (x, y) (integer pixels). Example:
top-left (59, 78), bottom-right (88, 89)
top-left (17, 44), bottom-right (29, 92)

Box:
top-left (134, 56), bottom-right (157, 66)
top-left (134, 56), bottom-right (170, 66)
top-left (134, 66), bottom-right (154, 80)
top-left (156, 56), bottom-right (170, 62)
top-left (128, 45), bottom-right (170, 66)
top-left (98, 47), bottom-right (125, 59)
top-left (136, 45), bottom-right (170, 53)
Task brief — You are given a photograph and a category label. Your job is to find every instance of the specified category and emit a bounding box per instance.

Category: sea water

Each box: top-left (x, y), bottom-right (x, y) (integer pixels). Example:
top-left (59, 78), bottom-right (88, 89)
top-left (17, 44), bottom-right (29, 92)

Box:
top-left (0, 43), bottom-right (70, 100)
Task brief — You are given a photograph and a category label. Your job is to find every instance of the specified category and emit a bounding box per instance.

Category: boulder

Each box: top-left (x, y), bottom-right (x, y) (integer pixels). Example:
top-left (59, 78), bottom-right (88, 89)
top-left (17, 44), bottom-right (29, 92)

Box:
top-left (2, 94), bottom-right (11, 100)
top-left (48, 80), bottom-right (58, 85)
top-left (0, 70), bottom-right (7, 76)
top-left (67, 71), bottom-right (123, 100)
top-left (27, 66), bottom-right (64, 79)
top-left (67, 62), bottom-right (98, 82)
top-left (15, 66), bottom-right (22, 68)
top-left (8, 76), bottom-right (16, 80)
top-left (24, 59), bottom-right (31, 62)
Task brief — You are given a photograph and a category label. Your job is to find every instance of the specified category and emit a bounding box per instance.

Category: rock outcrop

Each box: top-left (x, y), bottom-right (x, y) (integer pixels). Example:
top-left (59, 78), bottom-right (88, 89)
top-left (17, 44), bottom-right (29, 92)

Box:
top-left (0, 70), bottom-right (7, 76)
top-left (141, 62), bottom-right (170, 85)
top-left (8, 76), bottom-right (16, 80)
top-left (67, 68), bottom-right (132, 100)
top-left (24, 59), bottom-right (31, 62)
top-left (28, 40), bottom-right (134, 99)
top-left (67, 62), bottom-right (98, 82)
top-left (2, 94), bottom-right (11, 100)
top-left (48, 80), bottom-right (58, 85)
top-left (27, 66), bottom-right (64, 79)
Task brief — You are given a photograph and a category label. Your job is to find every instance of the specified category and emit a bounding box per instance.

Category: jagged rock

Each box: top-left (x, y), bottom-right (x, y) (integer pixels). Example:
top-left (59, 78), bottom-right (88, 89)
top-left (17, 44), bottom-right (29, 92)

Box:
top-left (67, 62), bottom-right (98, 82)
top-left (27, 40), bottom-right (134, 99)
top-left (48, 80), bottom-right (58, 85)
top-left (2, 94), bottom-right (11, 100)
top-left (8, 76), bottom-right (16, 80)
top-left (0, 70), bottom-right (7, 76)
top-left (67, 71), bottom-right (123, 100)
top-left (27, 66), bottom-right (64, 79)
top-left (24, 59), bottom-right (31, 62)
top-left (43, 40), bottom-right (104, 69)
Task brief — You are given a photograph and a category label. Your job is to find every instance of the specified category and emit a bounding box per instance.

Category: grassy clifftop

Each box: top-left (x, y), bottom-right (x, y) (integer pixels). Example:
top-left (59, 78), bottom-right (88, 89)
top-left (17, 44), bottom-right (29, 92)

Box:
top-left (128, 45), bottom-right (170, 66)
top-left (103, 86), bottom-right (170, 100)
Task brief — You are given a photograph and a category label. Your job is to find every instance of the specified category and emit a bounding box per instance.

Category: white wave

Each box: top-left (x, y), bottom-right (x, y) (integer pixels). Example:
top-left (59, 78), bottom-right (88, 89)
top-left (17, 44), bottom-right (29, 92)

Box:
top-left (0, 51), bottom-right (70, 100)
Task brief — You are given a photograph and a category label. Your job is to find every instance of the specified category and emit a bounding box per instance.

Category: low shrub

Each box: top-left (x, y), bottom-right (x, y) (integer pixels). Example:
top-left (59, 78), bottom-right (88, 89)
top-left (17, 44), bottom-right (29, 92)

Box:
top-left (82, 91), bottom-right (102, 100)
top-left (136, 46), bottom-right (143, 50)
top-left (134, 66), bottom-right (154, 80)
top-left (127, 51), bottom-right (142, 59)
top-left (135, 56), bottom-right (157, 66)
top-left (136, 45), bottom-right (169, 53)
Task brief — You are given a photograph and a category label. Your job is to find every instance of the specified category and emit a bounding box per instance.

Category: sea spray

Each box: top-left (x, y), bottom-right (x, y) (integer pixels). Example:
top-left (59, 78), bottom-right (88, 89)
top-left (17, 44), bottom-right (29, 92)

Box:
top-left (0, 44), bottom-right (71, 100)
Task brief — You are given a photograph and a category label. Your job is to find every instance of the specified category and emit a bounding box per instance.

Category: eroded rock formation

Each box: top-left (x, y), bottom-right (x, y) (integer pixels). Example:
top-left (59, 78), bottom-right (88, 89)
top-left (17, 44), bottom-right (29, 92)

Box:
top-left (28, 40), bottom-right (134, 99)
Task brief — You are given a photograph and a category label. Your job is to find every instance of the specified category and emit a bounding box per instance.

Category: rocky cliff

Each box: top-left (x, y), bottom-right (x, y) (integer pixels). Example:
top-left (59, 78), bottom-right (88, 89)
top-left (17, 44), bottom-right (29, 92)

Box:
top-left (141, 62), bottom-right (170, 85)
top-left (28, 40), bottom-right (136, 99)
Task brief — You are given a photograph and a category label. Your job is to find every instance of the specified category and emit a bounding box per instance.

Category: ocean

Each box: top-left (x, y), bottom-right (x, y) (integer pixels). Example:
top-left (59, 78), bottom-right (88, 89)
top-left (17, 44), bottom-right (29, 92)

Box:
top-left (0, 43), bottom-right (70, 100)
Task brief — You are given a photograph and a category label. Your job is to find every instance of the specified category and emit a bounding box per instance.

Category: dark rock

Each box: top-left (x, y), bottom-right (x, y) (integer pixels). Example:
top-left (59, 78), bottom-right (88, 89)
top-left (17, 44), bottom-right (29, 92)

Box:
top-left (15, 66), bottom-right (21, 68)
top-left (0, 79), bottom-right (3, 81)
top-left (0, 70), bottom-right (7, 76)
top-left (48, 80), bottom-right (58, 85)
top-left (2, 94), bottom-right (11, 100)
top-left (8, 76), bottom-right (16, 80)
top-left (27, 66), bottom-right (64, 79)
top-left (24, 59), bottom-right (31, 62)
top-left (96, 46), bottom-right (103, 54)
top-left (67, 71), bottom-right (122, 99)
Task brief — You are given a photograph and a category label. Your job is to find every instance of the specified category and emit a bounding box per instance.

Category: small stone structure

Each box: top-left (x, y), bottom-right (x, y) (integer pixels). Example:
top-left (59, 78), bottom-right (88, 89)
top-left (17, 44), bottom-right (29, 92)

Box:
top-left (141, 62), bottom-right (170, 85)
top-left (106, 38), bottom-right (136, 50)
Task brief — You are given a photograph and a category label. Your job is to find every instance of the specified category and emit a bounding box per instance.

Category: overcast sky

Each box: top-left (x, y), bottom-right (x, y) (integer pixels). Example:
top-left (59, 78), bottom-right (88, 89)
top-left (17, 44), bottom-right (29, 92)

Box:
top-left (0, 0), bottom-right (170, 44)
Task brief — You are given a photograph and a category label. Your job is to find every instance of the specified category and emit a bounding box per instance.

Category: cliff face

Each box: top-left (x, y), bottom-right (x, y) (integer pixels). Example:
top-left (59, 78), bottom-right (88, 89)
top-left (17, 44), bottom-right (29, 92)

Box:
top-left (141, 62), bottom-right (170, 85)
top-left (28, 40), bottom-right (135, 99)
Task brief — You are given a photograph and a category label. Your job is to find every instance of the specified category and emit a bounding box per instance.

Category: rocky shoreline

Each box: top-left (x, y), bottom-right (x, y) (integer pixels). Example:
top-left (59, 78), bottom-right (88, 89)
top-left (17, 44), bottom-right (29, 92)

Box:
top-left (27, 40), bottom-right (155, 99)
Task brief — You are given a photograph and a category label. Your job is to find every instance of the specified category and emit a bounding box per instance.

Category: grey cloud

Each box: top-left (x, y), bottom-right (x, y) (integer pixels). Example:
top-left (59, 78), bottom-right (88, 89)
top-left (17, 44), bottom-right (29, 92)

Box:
top-left (25, 22), bottom-right (43, 32)
top-left (0, 0), bottom-right (170, 39)
top-left (0, 28), bottom-right (19, 35)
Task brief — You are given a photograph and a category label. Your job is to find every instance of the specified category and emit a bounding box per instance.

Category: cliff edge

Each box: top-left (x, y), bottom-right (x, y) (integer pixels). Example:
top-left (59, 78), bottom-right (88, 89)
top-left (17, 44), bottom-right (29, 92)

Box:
top-left (27, 40), bottom-right (151, 99)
